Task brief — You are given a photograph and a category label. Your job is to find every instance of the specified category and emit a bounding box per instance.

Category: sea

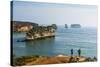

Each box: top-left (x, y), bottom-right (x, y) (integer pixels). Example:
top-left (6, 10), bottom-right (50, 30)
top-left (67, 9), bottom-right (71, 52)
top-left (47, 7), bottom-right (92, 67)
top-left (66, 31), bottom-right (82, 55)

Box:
top-left (12, 26), bottom-right (97, 58)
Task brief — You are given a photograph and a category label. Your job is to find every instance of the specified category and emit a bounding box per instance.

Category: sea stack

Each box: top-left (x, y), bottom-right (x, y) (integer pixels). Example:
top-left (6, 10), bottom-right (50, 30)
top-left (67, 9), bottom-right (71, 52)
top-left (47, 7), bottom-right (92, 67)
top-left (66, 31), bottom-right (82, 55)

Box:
top-left (70, 24), bottom-right (81, 28)
top-left (26, 24), bottom-right (57, 40)
top-left (65, 24), bottom-right (68, 28)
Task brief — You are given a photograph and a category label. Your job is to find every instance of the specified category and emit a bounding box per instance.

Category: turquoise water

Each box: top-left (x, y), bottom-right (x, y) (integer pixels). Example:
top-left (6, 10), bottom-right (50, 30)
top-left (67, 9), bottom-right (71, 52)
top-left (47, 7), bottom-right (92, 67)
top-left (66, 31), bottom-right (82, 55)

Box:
top-left (13, 27), bottom-right (97, 58)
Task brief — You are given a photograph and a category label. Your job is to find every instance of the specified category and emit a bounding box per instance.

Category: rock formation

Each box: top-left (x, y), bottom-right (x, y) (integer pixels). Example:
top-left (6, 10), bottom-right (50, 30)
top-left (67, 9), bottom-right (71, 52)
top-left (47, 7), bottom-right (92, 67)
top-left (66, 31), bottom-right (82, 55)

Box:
top-left (12, 21), bottom-right (38, 32)
top-left (65, 24), bottom-right (68, 28)
top-left (12, 21), bottom-right (57, 40)
top-left (70, 24), bottom-right (81, 28)
top-left (26, 25), bottom-right (57, 40)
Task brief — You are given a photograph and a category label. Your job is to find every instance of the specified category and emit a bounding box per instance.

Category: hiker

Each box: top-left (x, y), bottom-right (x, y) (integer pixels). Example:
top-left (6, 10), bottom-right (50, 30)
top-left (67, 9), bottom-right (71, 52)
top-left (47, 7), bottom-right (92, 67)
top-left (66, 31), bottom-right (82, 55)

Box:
top-left (71, 49), bottom-right (73, 56)
top-left (78, 49), bottom-right (81, 57)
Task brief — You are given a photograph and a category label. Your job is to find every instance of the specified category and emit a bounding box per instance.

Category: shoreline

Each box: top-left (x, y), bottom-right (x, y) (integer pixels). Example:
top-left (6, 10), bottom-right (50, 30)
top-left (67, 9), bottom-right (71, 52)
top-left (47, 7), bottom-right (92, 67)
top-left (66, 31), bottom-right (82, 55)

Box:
top-left (25, 35), bottom-right (55, 41)
top-left (12, 55), bottom-right (97, 66)
top-left (17, 35), bottom-right (55, 42)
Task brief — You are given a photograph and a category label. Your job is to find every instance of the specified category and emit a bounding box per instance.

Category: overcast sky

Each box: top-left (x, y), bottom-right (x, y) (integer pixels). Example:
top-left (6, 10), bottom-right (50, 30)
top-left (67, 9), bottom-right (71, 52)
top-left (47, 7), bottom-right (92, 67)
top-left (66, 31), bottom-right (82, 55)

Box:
top-left (12, 1), bottom-right (98, 27)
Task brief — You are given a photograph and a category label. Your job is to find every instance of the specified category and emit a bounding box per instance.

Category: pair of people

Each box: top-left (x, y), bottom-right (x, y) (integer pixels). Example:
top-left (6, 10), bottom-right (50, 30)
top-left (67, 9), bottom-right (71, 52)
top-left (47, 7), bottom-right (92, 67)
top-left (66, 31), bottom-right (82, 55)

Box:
top-left (71, 49), bottom-right (81, 57)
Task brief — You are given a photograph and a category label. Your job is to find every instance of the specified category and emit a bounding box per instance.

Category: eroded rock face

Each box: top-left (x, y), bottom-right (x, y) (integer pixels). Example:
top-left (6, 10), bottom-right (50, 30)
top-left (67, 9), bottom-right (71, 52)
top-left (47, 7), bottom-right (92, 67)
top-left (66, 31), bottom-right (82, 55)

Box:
top-left (12, 21), bottom-right (38, 32)
top-left (12, 21), bottom-right (57, 40)
top-left (26, 25), bottom-right (57, 40)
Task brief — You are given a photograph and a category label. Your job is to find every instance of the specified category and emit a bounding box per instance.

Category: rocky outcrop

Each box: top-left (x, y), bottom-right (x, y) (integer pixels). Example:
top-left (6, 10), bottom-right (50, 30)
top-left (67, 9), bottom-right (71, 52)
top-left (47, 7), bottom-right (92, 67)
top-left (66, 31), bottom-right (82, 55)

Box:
top-left (70, 24), bottom-right (81, 28)
top-left (12, 21), bottom-right (57, 41)
top-left (26, 24), bottom-right (57, 40)
top-left (12, 21), bottom-right (38, 32)
top-left (65, 24), bottom-right (68, 28)
top-left (51, 24), bottom-right (57, 30)
top-left (12, 55), bottom-right (97, 66)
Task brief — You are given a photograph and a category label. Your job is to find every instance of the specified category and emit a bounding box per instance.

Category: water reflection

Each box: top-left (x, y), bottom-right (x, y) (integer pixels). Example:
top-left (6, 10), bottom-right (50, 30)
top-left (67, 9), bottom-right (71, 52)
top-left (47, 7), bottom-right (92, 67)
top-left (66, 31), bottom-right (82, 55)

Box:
top-left (25, 37), bottom-right (56, 56)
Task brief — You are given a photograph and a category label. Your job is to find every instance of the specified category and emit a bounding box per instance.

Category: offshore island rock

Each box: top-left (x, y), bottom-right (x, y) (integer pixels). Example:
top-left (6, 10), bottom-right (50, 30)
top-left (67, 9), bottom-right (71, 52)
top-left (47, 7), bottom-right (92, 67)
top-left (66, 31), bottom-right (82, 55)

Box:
top-left (70, 24), bottom-right (81, 28)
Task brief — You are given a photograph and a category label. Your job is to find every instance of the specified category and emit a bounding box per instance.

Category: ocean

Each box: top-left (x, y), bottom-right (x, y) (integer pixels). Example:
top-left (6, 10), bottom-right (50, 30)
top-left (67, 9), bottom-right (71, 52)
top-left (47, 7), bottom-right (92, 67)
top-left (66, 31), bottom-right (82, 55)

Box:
top-left (12, 26), bottom-right (97, 58)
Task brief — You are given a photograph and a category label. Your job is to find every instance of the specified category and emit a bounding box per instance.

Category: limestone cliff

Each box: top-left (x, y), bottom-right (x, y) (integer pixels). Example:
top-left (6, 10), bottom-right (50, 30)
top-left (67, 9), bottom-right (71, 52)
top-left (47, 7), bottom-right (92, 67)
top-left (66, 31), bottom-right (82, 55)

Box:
top-left (12, 21), bottom-right (38, 32)
top-left (26, 25), bottom-right (57, 40)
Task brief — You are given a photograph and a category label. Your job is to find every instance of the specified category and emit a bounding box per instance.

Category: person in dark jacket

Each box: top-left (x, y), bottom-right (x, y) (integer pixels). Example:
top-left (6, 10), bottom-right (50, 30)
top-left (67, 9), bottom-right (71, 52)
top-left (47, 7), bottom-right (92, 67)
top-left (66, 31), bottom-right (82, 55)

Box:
top-left (78, 49), bottom-right (81, 57)
top-left (71, 49), bottom-right (73, 56)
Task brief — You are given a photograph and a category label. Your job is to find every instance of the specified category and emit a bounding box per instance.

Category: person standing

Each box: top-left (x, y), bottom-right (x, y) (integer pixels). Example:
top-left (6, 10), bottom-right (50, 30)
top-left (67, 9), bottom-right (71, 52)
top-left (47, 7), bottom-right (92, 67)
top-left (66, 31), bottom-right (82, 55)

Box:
top-left (78, 49), bottom-right (81, 57)
top-left (71, 49), bottom-right (73, 56)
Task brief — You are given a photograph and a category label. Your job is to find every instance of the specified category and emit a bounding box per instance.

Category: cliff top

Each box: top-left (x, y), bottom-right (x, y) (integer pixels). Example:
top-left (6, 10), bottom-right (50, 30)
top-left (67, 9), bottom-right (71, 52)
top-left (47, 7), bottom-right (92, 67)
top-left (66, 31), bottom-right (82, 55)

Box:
top-left (12, 21), bottom-right (38, 26)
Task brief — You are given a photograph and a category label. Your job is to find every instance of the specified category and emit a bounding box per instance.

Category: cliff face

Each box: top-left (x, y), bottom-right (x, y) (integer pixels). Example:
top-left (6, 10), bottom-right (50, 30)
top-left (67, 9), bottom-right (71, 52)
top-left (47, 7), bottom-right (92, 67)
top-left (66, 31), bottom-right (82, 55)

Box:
top-left (12, 21), bottom-right (38, 32)
top-left (70, 24), bottom-right (81, 28)
top-left (26, 25), bottom-right (57, 40)
top-left (12, 21), bottom-right (57, 40)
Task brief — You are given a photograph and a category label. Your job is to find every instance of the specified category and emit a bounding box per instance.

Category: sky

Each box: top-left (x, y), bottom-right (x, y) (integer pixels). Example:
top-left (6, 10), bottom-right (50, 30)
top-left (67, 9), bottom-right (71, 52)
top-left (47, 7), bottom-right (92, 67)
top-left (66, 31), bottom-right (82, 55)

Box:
top-left (12, 1), bottom-right (98, 27)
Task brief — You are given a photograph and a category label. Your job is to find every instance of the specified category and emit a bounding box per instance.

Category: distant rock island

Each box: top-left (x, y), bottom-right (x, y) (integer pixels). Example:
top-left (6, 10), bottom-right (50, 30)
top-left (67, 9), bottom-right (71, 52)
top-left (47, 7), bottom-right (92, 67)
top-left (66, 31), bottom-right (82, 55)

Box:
top-left (65, 24), bottom-right (68, 28)
top-left (12, 21), bottom-right (57, 40)
top-left (70, 24), bottom-right (81, 28)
